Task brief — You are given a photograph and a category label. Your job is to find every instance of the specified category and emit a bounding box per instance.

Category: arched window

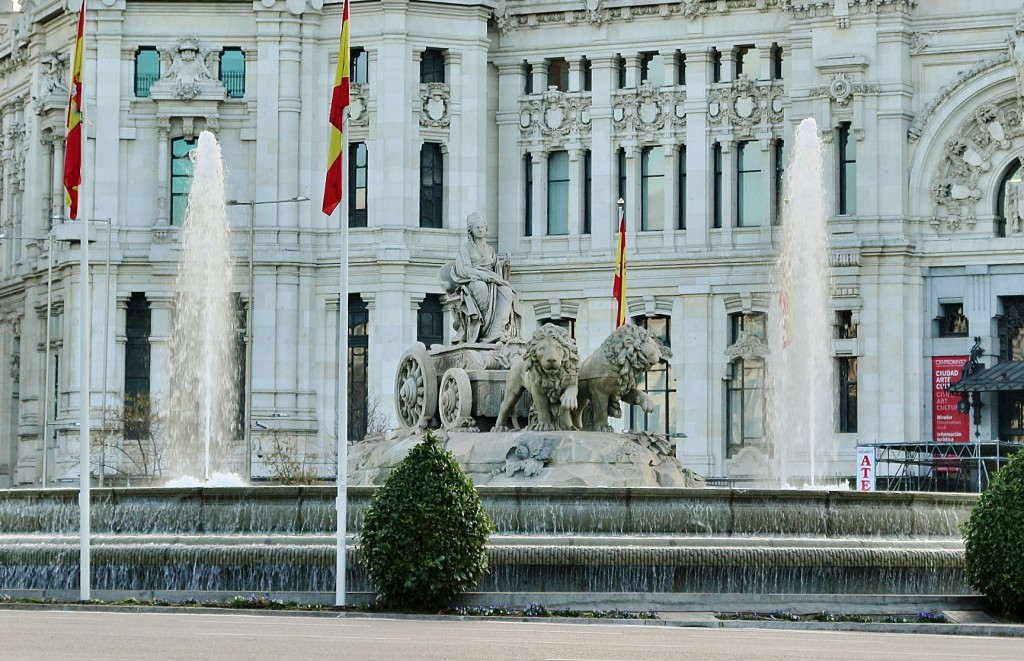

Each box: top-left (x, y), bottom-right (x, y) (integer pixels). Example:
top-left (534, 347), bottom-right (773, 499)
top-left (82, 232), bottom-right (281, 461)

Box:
top-left (629, 316), bottom-right (675, 435)
top-left (995, 161), bottom-right (1023, 238)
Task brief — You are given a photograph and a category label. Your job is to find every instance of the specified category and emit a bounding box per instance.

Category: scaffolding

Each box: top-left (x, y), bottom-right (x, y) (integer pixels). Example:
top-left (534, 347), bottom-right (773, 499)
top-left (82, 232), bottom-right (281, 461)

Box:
top-left (869, 440), bottom-right (1024, 493)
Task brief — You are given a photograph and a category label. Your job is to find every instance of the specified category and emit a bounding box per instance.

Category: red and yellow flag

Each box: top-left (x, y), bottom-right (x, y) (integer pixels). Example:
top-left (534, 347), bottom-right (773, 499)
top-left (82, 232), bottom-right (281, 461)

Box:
top-left (63, 1), bottom-right (86, 219)
top-left (322, 0), bottom-right (350, 216)
top-left (613, 202), bottom-right (627, 328)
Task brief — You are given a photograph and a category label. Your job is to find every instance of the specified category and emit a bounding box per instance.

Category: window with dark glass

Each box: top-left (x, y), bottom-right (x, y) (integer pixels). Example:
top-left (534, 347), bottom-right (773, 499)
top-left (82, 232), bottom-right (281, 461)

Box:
top-left (617, 148), bottom-right (627, 203)
top-left (771, 43), bottom-right (784, 80)
top-left (726, 312), bottom-right (766, 456)
top-left (124, 293), bottom-right (151, 439)
top-left (737, 141), bottom-right (763, 227)
top-left (547, 151), bottom-right (569, 235)
top-left (836, 310), bottom-right (858, 339)
top-left (711, 48), bottom-right (722, 83)
top-left (134, 47), bottom-right (160, 98)
top-left (524, 154), bottom-right (533, 237)
top-left (350, 47), bottom-right (368, 83)
top-left (582, 57), bottom-right (592, 92)
top-left (996, 162), bottom-right (1023, 238)
top-left (641, 146), bottom-right (665, 231)
top-left (677, 145), bottom-right (687, 230)
top-left (417, 294), bottom-right (444, 349)
top-left (997, 298), bottom-right (1024, 442)
top-left (774, 139), bottom-right (785, 224)
top-left (420, 142), bottom-right (444, 228)
top-left (937, 303), bottom-right (969, 338)
top-left (348, 294), bottom-right (370, 441)
top-left (219, 47), bottom-right (245, 98)
top-left (640, 52), bottom-right (663, 87)
top-left (349, 141), bottom-right (368, 228)
top-left (838, 122), bottom-right (857, 215)
top-left (837, 357), bottom-right (858, 433)
top-left (712, 143), bottom-right (723, 228)
top-left (630, 316), bottom-right (675, 435)
top-left (583, 150), bottom-right (592, 234)
top-left (616, 55), bottom-right (627, 89)
top-left (171, 137), bottom-right (197, 226)
top-left (677, 52), bottom-right (686, 85)
top-left (420, 48), bottom-right (445, 84)
top-left (524, 61), bottom-right (534, 94)
top-left (547, 58), bottom-right (569, 92)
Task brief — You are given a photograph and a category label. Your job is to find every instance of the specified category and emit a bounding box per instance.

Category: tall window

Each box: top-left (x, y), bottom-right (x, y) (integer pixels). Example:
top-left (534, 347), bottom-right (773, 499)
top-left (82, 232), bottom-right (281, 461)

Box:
top-left (134, 47), bottom-right (160, 97)
top-left (420, 48), bottom-right (445, 84)
top-left (726, 312), bottom-right (766, 456)
top-left (712, 143), bottom-right (723, 228)
top-left (547, 58), bottom-right (569, 92)
top-left (617, 148), bottom-right (627, 203)
top-left (837, 357), bottom-right (858, 433)
top-left (838, 123), bottom-right (857, 215)
top-left (771, 43), bottom-right (784, 80)
top-left (677, 145), bottom-right (687, 230)
top-left (774, 139), bottom-right (785, 224)
top-left (124, 293), bottom-right (151, 438)
top-left (350, 47), bottom-right (369, 83)
top-left (735, 45), bottom-right (755, 77)
top-left (998, 298), bottom-right (1024, 442)
top-left (677, 52), bottom-right (686, 85)
top-left (417, 294), bottom-right (445, 349)
top-left (524, 154), bottom-right (533, 237)
top-left (523, 61), bottom-right (534, 94)
top-left (170, 137), bottom-right (197, 226)
top-left (420, 143), bottom-right (444, 228)
top-left (547, 150), bottom-right (569, 235)
top-left (737, 141), bottom-right (762, 227)
top-left (711, 48), bottom-right (723, 83)
top-left (640, 52), bottom-right (663, 87)
top-left (582, 57), bottom-right (592, 92)
top-left (348, 294), bottom-right (369, 441)
top-left (349, 142), bottom-right (368, 227)
top-left (583, 150), bottom-right (592, 234)
top-left (641, 146), bottom-right (665, 231)
top-left (219, 47), bottom-right (245, 98)
top-left (630, 316), bottom-right (675, 435)
top-left (616, 55), bottom-right (627, 89)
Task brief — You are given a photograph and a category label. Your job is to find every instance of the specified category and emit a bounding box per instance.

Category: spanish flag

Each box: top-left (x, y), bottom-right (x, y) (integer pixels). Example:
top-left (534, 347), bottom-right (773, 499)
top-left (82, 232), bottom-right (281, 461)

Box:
top-left (613, 200), bottom-right (627, 328)
top-left (322, 0), bottom-right (350, 216)
top-left (63, 1), bottom-right (86, 220)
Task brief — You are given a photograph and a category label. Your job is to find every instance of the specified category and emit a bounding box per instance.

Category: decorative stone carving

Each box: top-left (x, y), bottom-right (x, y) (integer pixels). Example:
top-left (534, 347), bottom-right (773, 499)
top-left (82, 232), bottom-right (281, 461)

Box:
top-left (1010, 7), bottom-right (1024, 99)
top-left (349, 82), bottom-right (369, 127)
top-left (725, 330), bottom-right (767, 361)
top-left (419, 82), bottom-right (450, 128)
top-left (501, 436), bottom-right (553, 477)
top-left (707, 75), bottom-right (784, 135)
top-left (809, 72), bottom-right (879, 107)
top-left (493, 0), bottom-right (517, 35)
top-left (611, 82), bottom-right (687, 136)
top-left (519, 89), bottom-right (591, 145)
top-left (585, 0), bottom-right (605, 25)
top-left (494, 324), bottom-right (580, 432)
top-left (1004, 169), bottom-right (1024, 235)
top-left (37, 51), bottom-right (68, 100)
top-left (908, 53), bottom-right (1008, 142)
top-left (929, 98), bottom-right (1022, 231)
top-left (829, 252), bottom-right (863, 267)
top-left (151, 38), bottom-right (223, 101)
top-left (680, 0), bottom-right (709, 19)
top-left (910, 31), bottom-right (935, 55)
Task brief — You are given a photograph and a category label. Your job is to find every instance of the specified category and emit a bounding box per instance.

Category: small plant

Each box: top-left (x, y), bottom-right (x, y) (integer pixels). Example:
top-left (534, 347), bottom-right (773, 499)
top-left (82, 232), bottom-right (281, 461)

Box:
top-left (962, 449), bottom-right (1024, 618)
top-left (259, 429), bottom-right (321, 484)
top-left (359, 428), bottom-right (494, 610)
top-left (92, 393), bottom-right (168, 485)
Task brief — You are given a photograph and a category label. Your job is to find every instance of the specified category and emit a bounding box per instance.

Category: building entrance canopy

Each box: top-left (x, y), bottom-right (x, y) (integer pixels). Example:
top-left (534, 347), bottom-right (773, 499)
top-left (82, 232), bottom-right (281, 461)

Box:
top-left (948, 361), bottom-right (1024, 393)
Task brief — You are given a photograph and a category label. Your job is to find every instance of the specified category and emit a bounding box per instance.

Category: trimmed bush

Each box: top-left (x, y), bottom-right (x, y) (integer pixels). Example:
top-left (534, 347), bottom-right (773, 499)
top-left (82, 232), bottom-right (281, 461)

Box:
top-left (962, 448), bottom-right (1024, 617)
top-left (359, 428), bottom-right (494, 610)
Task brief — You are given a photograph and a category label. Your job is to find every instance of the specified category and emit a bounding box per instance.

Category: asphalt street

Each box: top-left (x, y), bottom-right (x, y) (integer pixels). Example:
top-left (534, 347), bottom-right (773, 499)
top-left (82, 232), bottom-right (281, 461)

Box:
top-left (2, 609), bottom-right (1024, 660)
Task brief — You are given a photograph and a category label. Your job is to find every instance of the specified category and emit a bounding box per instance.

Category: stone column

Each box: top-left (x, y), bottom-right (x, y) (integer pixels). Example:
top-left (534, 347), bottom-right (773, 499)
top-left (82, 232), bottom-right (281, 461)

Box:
top-left (376, 9), bottom-right (412, 228)
top-left (685, 50), bottom-right (710, 249)
top-left (92, 7), bottom-right (124, 227)
top-left (156, 117), bottom-right (170, 225)
top-left (589, 55), bottom-right (617, 253)
top-left (274, 266), bottom-right (300, 415)
top-left (275, 13), bottom-right (303, 243)
top-left (50, 135), bottom-right (64, 229)
top-left (567, 147), bottom-right (582, 246)
top-left (568, 58), bottom-right (583, 93)
top-left (661, 49), bottom-right (678, 87)
top-left (530, 150), bottom-right (546, 245)
top-left (662, 142), bottom-right (678, 247)
top-left (758, 137), bottom-right (773, 243)
top-left (147, 292), bottom-right (174, 414)
top-left (718, 139), bottom-right (736, 246)
top-left (496, 62), bottom-right (524, 250)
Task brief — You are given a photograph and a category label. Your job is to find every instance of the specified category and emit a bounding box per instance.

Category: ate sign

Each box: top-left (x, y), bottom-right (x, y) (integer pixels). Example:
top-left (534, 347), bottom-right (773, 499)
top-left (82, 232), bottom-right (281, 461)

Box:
top-left (856, 447), bottom-right (876, 492)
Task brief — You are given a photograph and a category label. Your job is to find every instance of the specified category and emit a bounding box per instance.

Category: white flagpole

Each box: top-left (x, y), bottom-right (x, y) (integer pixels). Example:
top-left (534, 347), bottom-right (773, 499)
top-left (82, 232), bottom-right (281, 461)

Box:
top-left (77, 1), bottom-right (91, 602)
top-left (336, 94), bottom-right (351, 610)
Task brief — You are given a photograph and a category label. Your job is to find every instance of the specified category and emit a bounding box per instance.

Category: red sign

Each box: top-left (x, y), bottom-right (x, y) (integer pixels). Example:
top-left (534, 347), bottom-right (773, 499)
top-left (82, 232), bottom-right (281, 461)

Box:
top-left (932, 356), bottom-right (969, 443)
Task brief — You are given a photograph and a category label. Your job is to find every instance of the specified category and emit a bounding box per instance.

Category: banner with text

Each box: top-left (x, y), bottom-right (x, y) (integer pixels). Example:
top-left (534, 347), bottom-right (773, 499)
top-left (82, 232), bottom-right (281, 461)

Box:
top-left (932, 356), bottom-right (969, 443)
top-left (856, 446), bottom-right (876, 492)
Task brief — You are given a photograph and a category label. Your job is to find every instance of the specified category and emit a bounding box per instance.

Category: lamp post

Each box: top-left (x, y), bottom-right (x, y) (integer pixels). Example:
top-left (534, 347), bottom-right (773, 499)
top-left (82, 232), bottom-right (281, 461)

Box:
top-left (225, 196), bottom-right (309, 482)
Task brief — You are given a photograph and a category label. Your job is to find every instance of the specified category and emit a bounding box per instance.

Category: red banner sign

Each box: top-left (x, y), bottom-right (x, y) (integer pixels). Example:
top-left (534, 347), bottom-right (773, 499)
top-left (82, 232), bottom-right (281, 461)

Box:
top-left (932, 356), bottom-right (969, 443)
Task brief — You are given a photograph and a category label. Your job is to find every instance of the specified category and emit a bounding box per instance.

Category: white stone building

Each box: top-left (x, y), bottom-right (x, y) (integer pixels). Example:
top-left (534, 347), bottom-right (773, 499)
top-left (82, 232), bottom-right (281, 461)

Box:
top-left (0, 0), bottom-right (1022, 487)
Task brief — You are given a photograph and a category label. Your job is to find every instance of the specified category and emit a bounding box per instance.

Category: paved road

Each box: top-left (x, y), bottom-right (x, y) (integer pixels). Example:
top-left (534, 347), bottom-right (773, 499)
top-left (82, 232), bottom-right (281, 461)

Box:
top-left (2, 609), bottom-right (1024, 660)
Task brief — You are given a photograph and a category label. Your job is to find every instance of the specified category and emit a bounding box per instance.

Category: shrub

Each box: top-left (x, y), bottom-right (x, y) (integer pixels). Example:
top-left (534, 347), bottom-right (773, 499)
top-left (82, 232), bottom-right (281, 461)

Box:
top-left (962, 449), bottom-right (1024, 617)
top-left (359, 428), bottom-right (494, 610)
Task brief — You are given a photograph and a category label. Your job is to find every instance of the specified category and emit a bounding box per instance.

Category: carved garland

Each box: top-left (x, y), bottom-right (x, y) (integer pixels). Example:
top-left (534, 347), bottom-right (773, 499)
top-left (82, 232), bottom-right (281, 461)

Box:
top-left (519, 89), bottom-right (592, 146)
top-left (707, 76), bottom-right (784, 136)
top-left (611, 81), bottom-right (687, 137)
top-left (808, 72), bottom-right (879, 107)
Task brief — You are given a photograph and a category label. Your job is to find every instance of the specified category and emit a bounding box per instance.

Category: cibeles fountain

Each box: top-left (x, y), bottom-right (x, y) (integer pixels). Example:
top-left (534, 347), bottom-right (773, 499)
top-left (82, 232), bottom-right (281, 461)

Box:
top-left (0, 123), bottom-right (978, 609)
top-left (349, 212), bottom-right (704, 488)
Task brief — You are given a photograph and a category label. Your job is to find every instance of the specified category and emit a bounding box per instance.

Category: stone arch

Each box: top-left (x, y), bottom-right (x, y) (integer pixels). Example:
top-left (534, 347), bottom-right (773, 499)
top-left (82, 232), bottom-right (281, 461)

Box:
top-left (907, 64), bottom-right (1024, 233)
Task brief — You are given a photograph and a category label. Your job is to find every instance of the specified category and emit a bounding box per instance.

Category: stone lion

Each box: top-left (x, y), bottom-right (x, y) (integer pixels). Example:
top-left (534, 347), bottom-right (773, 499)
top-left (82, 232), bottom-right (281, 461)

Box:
top-left (572, 325), bottom-right (672, 432)
top-left (494, 324), bottom-right (580, 432)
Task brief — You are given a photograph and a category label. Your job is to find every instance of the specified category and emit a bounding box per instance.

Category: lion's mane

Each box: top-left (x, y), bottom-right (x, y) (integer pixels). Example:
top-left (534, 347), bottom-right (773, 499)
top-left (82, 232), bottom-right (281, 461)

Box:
top-left (597, 324), bottom-right (672, 395)
top-left (523, 324), bottom-right (580, 408)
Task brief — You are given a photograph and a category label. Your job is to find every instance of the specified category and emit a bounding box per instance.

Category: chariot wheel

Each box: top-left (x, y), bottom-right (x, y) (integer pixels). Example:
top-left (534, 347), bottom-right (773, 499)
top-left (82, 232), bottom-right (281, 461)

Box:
top-left (394, 343), bottom-right (438, 431)
top-left (438, 367), bottom-right (474, 431)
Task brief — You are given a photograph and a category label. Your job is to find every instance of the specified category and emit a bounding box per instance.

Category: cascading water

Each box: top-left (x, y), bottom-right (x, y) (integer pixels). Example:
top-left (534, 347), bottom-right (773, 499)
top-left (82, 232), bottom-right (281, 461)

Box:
top-left (165, 131), bottom-right (242, 482)
top-left (768, 118), bottom-right (836, 488)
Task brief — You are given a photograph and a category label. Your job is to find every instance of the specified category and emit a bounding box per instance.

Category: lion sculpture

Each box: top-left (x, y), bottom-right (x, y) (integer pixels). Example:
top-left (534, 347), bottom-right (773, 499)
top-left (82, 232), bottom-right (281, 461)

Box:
top-left (572, 324), bottom-right (672, 432)
top-left (494, 324), bottom-right (580, 432)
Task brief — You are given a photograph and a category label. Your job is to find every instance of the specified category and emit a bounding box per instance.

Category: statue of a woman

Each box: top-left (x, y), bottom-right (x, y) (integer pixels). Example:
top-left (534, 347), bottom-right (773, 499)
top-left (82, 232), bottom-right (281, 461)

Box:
top-left (451, 213), bottom-right (523, 344)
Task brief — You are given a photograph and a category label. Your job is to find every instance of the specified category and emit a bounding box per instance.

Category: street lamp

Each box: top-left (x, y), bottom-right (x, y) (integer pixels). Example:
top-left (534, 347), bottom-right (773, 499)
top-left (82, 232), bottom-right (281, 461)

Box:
top-left (225, 196), bottom-right (309, 482)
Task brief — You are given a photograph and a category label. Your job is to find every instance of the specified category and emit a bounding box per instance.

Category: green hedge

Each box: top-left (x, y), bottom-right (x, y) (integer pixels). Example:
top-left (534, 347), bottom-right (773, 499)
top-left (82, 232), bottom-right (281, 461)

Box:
top-left (963, 448), bottom-right (1024, 617)
top-left (359, 428), bottom-right (494, 610)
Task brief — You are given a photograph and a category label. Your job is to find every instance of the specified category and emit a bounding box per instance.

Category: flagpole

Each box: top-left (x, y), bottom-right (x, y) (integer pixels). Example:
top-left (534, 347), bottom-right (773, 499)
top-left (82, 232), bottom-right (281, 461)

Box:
top-left (614, 198), bottom-right (626, 329)
top-left (74, 0), bottom-right (91, 602)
